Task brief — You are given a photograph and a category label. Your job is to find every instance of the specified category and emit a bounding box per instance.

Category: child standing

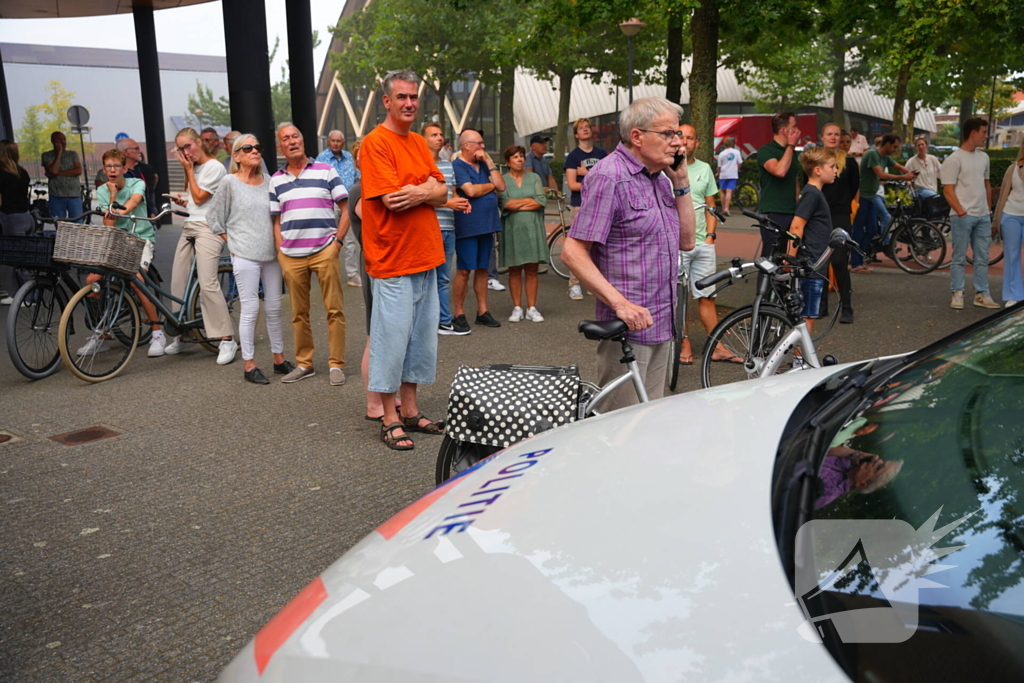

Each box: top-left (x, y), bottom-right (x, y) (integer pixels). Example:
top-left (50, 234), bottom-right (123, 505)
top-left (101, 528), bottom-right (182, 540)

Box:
top-left (789, 147), bottom-right (839, 333)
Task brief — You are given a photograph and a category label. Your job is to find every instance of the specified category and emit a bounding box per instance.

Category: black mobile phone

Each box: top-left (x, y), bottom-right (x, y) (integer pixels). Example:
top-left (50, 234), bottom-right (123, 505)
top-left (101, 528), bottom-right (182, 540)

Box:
top-left (671, 152), bottom-right (685, 171)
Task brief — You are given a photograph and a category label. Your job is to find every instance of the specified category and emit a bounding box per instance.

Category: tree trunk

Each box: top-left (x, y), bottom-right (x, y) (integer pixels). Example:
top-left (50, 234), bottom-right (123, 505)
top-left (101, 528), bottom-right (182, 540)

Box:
top-left (959, 95), bottom-right (974, 131)
top-left (830, 37), bottom-right (847, 128)
top-left (689, 0), bottom-right (720, 164)
top-left (499, 67), bottom-right (516, 151)
top-left (891, 61), bottom-right (912, 136)
top-left (906, 98), bottom-right (920, 141)
top-left (434, 81), bottom-right (450, 140)
top-left (553, 69), bottom-right (573, 165)
top-left (665, 11), bottom-right (685, 104)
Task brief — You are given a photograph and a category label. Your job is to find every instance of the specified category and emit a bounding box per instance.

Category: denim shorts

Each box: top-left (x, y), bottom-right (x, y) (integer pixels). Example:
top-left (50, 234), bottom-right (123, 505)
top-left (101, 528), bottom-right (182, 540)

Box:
top-left (368, 269), bottom-right (439, 393)
top-left (679, 243), bottom-right (717, 299)
top-left (718, 178), bottom-right (738, 191)
top-left (455, 233), bottom-right (494, 271)
top-left (800, 277), bottom-right (826, 319)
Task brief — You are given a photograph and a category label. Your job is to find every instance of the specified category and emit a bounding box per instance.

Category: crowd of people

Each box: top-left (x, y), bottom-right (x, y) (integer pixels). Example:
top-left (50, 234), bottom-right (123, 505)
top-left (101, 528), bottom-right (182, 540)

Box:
top-left (2, 69), bottom-right (1023, 450)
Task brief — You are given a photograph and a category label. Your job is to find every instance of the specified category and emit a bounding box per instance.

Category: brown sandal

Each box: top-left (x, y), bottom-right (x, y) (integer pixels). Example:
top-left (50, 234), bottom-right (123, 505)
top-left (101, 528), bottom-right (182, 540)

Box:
top-left (381, 422), bottom-right (414, 451)
top-left (400, 412), bottom-right (445, 435)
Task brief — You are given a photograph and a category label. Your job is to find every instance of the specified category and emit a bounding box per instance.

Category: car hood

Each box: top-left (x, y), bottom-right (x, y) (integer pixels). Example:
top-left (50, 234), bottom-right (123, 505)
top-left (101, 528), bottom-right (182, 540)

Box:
top-left (222, 368), bottom-right (853, 682)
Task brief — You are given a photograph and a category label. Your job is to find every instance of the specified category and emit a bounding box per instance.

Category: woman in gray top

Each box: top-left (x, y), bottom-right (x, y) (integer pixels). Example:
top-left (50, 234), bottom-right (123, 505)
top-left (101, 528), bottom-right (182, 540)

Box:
top-left (207, 134), bottom-right (295, 384)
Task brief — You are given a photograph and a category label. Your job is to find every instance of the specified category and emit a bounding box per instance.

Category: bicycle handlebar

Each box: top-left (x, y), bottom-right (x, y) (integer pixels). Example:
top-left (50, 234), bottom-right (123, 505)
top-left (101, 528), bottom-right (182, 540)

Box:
top-left (109, 202), bottom-right (189, 222)
top-left (31, 208), bottom-right (103, 224)
top-left (695, 203), bottom-right (726, 224)
top-left (695, 268), bottom-right (735, 290)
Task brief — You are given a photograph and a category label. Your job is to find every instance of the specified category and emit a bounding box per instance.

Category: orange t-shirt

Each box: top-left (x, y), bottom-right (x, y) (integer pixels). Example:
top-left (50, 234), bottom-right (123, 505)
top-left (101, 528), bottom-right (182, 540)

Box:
top-left (360, 125), bottom-right (446, 279)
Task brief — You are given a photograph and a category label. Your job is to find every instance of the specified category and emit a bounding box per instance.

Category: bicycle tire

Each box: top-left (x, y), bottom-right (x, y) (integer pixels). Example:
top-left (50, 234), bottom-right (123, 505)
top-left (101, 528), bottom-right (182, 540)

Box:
top-left (547, 227), bottom-right (571, 280)
top-left (700, 304), bottom-right (794, 389)
top-left (186, 264), bottom-right (233, 353)
top-left (6, 278), bottom-right (67, 380)
top-left (734, 182), bottom-right (760, 210)
top-left (435, 435), bottom-right (500, 485)
top-left (892, 220), bottom-right (946, 275)
top-left (59, 281), bottom-right (139, 382)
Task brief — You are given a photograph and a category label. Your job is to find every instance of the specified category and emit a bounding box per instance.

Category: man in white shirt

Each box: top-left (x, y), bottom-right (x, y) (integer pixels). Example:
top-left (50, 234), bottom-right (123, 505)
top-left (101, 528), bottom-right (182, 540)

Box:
top-left (715, 137), bottom-right (742, 216)
top-left (848, 127), bottom-right (869, 161)
top-left (906, 136), bottom-right (942, 198)
top-left (941, 117), bottom-right (997, 310)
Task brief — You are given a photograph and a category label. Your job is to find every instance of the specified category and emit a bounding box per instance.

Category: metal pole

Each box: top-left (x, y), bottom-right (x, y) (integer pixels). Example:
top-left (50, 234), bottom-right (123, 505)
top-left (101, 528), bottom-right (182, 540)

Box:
top-left (77, 130), bottom-right (88, 188)
top-left (0, 45), bottom-right (13, 141)
top-left (285, 0), bottom-right (318, 158)
top-left (627, 35), bottom-right (635, 105)
top-left (986, 74), bottom-right (997, 149)
top-left (132, 5), bottom-right (170, 221)
top-left (222, 0), bottom-right (277, 173)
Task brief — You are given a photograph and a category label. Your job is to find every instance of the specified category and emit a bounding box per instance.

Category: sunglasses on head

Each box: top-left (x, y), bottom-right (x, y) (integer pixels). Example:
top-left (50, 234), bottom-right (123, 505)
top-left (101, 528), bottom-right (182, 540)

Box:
top-left (238, 144), bottom-right (262, 154)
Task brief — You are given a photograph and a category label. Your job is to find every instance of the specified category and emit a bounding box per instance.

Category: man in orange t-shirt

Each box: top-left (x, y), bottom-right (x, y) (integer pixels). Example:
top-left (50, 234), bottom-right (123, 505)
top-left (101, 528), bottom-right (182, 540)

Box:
top-left (361, 69), bottom-right (449, 451)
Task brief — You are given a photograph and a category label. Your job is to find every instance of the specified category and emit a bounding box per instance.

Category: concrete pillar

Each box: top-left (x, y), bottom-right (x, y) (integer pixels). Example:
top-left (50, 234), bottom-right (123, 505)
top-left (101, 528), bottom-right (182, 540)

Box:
top-left (0, 46), bottom-right (12, 141)
top-left (221, 0), bottom-right (276, 172)
top-left (285, 0), bottom-right (318, 158)
top-left (132, 4), bottom-right (170, 216)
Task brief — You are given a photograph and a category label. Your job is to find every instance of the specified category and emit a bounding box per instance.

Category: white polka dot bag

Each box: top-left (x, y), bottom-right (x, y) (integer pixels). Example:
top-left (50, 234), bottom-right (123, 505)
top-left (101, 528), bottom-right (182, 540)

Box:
top-left (444, 364), bottom-right (582, 448)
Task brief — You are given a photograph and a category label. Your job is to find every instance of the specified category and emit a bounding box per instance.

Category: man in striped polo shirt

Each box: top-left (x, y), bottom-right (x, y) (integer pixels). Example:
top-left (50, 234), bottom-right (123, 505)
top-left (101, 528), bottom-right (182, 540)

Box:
top-left (270, 123), bottom-right (350, 385)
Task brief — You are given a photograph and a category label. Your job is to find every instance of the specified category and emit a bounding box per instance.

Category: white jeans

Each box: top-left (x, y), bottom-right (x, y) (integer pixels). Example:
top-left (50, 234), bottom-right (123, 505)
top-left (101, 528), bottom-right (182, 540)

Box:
top-left (231, 255), bottom-right (285, 361)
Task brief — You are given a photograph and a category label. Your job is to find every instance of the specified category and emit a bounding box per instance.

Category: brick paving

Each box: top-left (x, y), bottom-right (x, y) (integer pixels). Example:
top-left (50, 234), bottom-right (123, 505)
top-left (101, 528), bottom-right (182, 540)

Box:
top-left (0, 221), bottom-right (1003, 681)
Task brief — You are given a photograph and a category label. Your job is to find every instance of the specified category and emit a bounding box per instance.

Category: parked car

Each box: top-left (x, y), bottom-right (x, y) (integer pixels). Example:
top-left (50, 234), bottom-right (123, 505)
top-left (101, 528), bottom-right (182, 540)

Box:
top-left (220, 305), bottom-right (1024, 683)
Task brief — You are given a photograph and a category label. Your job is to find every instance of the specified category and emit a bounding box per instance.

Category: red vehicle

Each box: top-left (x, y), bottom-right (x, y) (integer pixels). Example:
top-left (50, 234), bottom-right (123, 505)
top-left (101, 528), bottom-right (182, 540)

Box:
top-left (714, 113), bottom-right (819, 157)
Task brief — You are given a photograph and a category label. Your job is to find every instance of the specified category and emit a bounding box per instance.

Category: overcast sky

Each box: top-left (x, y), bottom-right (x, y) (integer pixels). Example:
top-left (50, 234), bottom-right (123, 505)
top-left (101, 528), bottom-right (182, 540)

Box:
top-left (0, 0), bottom-right (343, 79)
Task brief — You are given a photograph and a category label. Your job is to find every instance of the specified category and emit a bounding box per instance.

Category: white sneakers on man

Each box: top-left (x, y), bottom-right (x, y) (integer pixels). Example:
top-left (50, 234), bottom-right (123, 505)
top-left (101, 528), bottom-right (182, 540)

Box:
top-left (568, 285), bottom-right (584, 301)
top-left (525, 307), bottom-right (544, 322)
top-left (487, 278), bottom-right (506, 291)
top-left (217, 339), bottom-right (239, 365)
top-left (508, 306), bottom-right (523, 322)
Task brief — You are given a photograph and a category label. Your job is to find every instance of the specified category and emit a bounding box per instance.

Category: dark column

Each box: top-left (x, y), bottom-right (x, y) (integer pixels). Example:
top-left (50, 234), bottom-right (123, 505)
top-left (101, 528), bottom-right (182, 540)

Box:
top-left (132, 5), bottom-right (170, 219)
top-left (286, 0), bottom-right (317, 157)
top-left (1, 45), bottom-right (16, 141)
top-left (222, 0), bottom-right (276, 172)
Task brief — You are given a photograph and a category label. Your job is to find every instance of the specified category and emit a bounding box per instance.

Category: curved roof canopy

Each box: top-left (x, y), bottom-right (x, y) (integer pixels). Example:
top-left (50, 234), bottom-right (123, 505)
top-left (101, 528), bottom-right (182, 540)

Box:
top-left (0, 0), bottom-right (212, 19)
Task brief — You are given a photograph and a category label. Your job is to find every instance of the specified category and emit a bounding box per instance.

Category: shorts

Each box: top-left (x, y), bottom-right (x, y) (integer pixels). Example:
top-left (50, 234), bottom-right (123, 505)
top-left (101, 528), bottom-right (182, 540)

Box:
top-left (678, 243), bottom-right (717, 299)
top-left (800, 277), bottom-right (826, 319)
top-left (718, 178), bottom-right (738, 191)
top-left (455, 233), bottom-right (495, 271)
top-left (140, 241), bottom-right (154, 271)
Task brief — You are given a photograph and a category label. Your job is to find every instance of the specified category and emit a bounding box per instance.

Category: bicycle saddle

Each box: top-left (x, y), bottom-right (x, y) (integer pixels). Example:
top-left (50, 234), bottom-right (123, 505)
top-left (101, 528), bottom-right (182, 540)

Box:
top-left (578, 319), bottom-right (628, 341)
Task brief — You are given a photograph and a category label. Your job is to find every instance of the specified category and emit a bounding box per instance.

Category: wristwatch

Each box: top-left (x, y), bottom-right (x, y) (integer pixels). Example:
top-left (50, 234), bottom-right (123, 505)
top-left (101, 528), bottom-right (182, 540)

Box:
top-left (335, 237), bottom-right (344, 247)
top-left (487, 167), bottom-right (498, 173)
top-left (706, 232), bottom-right (717, 241)
top-left (673, 186), bottom-right (691, 197)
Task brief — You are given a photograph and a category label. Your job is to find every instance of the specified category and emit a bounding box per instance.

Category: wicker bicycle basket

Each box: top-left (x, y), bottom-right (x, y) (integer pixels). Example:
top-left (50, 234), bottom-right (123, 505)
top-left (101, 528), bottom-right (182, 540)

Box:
top-left (53, 222), bottom-right (145, 275)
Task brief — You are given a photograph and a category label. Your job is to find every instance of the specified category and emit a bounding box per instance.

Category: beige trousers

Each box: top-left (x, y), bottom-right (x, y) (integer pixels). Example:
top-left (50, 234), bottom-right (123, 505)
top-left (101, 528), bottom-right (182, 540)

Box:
top-left (278, 243), bottom-right (347, 369)
top-left (595, 339), bottom-right (670, 412)
top-left (171, 221), bottom-right (234, 339)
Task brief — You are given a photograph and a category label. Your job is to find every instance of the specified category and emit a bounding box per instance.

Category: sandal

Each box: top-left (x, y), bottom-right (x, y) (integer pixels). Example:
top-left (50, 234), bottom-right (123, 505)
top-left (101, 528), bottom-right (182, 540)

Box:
top-left (400, 412), bottom-right (446, 435)
top-left (381, 422), bottom-right (414, 451)
top-left (711, 354), bottom-right (745, 364)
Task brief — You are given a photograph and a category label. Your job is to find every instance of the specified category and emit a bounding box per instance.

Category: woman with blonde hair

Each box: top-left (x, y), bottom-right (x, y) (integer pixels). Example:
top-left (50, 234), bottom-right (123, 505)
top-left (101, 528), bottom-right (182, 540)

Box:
top-left (819, 122), bottom-right (859, 323)
top-left (992, 145), bottom-right (1024, 306)
top-left (0, 139), bottom-right (32, 304)
top-left (207, 134), bottom-right (294, 383)
top-left (162, 126), bottom-right (236, 363)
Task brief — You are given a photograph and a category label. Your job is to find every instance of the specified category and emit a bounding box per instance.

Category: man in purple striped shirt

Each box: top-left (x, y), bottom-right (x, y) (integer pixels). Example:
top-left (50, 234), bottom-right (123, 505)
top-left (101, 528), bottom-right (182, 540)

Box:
top-left (563, 97), bottom-right (696, 411)
top-left (270, 123), bottom-right (350, 386)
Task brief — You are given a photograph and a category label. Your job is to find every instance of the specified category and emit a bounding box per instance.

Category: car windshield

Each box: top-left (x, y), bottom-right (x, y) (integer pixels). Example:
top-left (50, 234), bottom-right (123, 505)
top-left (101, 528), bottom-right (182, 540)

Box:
top-left (805, 308), bottom-right (1024, 678)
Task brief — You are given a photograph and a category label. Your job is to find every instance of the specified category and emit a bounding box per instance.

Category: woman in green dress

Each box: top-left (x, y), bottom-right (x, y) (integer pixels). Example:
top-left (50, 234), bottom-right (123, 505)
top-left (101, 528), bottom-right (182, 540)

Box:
top-left (498, 146), bottom-right (549, 323)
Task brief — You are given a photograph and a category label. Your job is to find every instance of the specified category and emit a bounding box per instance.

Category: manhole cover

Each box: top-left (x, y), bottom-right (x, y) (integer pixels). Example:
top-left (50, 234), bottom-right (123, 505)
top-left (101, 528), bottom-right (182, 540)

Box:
top-left (48, 426), bottom-right (121, 446)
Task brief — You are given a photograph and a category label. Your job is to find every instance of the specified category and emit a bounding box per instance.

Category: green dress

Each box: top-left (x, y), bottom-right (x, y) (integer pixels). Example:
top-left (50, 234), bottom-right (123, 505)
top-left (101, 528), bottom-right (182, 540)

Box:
top-left (497, 171), bottom-right (549, 267)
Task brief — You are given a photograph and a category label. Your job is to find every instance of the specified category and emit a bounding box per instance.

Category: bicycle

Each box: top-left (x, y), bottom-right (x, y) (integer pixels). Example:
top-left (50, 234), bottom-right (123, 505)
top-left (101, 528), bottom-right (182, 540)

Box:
top-left (56, 203), bottom-right (231, 382)
top-left (697, 214), bottom-right (856, 389)
top-left (3, 210), bottom-right (163, 380)
top-left (937, 217), bottom-right (1004, 269)
top-left (859, 181), bottom-right (947, 274)
top-left (435, 318), bottom-right (648, 483)
top-left (733, 181), bottom-right (760, 211)
top-left (544, 189), bottom-right (573, 279)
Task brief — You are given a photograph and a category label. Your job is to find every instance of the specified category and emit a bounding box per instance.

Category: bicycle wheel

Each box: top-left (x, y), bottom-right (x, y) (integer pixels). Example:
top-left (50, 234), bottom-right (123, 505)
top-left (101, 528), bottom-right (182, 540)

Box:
top-left (435, 435), bottom-right (500, 485)
top-left (734, 182), bottom-right (759, 210)
top-left (59, 280), bottom-right (139, 382)
top-left (547, 228), bottom-right (571, 280)
top-left (668, 273), bottom-right (690, 392)
top-left (186, 264), bottom-right (234, 353)
top-left (6, 278), bottom-right (67, 380)
top-left (700, 304), bottom-right (793, 389)
top-left (892, 220), bottom-right (946, 274)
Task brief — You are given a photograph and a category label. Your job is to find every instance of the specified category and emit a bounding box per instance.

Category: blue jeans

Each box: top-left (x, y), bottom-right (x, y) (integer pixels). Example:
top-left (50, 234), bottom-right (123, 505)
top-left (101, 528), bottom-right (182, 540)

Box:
top-left (1000, 213), bottom-right (1024, 302)
top-left (436, 230), bottom-right (455, 325)
top-left (872, 194), bottom-right (891, 236)
top-left (949, 214), bottom-right (991, 294)
top-left (916, 188), bottom-right (939, 199)
top-left (49, 195), bottom-right (84, 221)
top-left (368, 269), bottom-right (439, 393)
top-left (850, 200), bottom-right (877, 268)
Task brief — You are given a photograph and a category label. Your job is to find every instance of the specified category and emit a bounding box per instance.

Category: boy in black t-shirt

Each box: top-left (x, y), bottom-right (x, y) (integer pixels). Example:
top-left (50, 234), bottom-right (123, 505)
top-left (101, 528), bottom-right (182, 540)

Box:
top-left (789, 146), bottom-right (838, 332)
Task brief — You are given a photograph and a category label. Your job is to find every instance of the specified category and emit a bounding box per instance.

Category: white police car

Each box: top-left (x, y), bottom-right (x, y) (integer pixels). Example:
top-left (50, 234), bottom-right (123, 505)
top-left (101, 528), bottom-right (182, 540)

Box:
top-left (220, 305), bottom-right (1024, 682)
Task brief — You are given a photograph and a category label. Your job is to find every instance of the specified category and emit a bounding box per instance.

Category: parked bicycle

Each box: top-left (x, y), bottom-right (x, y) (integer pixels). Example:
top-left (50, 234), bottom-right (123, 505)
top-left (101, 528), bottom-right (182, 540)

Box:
top-left (56, 203), bottom-right (231, 382)
top-left (733, 181), bottom-right (760, 211)
top-left (860, 181), bottom-right (947, 274)
top-left (544, 189), bottom-right (573, 279)
top-left (696, 216), bottom-right (857, 389)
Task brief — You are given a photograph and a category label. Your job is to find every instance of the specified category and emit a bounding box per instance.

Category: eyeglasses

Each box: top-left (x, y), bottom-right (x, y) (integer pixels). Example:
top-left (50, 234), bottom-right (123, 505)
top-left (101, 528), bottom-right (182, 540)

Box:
top-left (238, 144), bottom-right (263, 154)
top-left (639, 129), bottom-right (684, 142)
top-left (103, 164), bottom-right (123, 170)
top-left (465, 140), bottom-right (485, 146)
top-left (125, 146), bottom-right (140, 151)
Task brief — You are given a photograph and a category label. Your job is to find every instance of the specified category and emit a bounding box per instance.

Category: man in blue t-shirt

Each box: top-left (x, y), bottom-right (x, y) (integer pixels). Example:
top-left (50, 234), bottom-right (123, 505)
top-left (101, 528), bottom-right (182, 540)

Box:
top-left (452, 130), bottom-right (506, 329)
top-left (564, 118), bottom-right (607, 301)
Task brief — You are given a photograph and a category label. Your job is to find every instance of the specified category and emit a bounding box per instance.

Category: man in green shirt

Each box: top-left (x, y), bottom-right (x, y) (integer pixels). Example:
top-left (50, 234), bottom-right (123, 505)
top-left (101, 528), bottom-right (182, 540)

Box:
top-left (756, 112), bottom-right (802, 258)
top-left (850, 134), bottom-right (914, 271)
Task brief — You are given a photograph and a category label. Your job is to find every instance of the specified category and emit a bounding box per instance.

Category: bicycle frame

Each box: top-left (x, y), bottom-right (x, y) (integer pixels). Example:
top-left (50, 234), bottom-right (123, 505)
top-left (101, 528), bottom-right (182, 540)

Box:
top-left (583, 360), bottom-right (650, 416)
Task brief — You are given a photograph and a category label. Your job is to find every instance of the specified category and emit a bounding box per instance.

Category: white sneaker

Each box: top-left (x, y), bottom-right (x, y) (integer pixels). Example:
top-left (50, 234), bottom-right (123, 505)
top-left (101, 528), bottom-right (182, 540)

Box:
top-left (163, 336), bottom-right (183, 355)
top-left (568, 285), bottom-right (583, 301)
top-left (0, 296), bottom-right (13, 306)
top-left (77, 336), bottom-right (110, 356)
top-left (217, 339), bottom-right (238, 365)
top-left (1006, 300), bottom-right (1019, 308)
top-left (950, 290), bottom-right (964, 310)
top-left (487, 278), bottom-right (506, 291)
top-left (508, 306), bottom-right (523, 322)
top-left (148, 334), bottom-right (167, 357)
top-left (525, 306), bottom-right (544, 322)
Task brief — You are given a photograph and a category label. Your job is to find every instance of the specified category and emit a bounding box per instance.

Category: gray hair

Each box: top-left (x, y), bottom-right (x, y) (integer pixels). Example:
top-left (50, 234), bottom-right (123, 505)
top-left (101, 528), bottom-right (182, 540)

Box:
top-left (276, 121), bottom-right (302, 140)
top-left (382, 69), bottom-right (419, 97)
top-left (618, 97), bottom-right (685, 146)
top-left (327, 129), bottom-right (345, 140)
top-left (115, 138), bottom-right (136, 152)
top-left (228, 133), bottom-right (260, 175)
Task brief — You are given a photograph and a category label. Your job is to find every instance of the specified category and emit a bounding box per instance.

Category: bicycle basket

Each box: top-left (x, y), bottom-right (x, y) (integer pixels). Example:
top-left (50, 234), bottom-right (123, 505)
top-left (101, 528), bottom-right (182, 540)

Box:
top-left (445, 364), bottom-right (581, 448)
top-left (53, 222), bottom-right (145, 275)
top-left (0, 234), bottom-right (55, 268)
top-left (915, 194), bottom-right (950, 221)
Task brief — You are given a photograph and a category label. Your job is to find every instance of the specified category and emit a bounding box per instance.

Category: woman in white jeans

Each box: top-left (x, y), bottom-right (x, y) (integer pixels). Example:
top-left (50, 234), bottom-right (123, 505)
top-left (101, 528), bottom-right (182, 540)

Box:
top-left (206, 134), bottom-right (294, 384)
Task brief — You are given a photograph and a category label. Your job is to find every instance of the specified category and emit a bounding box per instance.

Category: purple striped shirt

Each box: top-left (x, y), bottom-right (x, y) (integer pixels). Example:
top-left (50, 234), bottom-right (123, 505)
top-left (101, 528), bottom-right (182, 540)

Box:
top-left (269, 161), bottom-right (348, 257)
top-left (568, 143), bottom-right (680, 345)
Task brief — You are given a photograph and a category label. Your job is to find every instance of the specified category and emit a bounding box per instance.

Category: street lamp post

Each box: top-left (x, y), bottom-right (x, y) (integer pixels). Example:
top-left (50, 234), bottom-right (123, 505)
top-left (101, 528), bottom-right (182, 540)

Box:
top-left (194, 108), bottom-right (205, 130)
top-left (618, 18), bottom-right (646, 105)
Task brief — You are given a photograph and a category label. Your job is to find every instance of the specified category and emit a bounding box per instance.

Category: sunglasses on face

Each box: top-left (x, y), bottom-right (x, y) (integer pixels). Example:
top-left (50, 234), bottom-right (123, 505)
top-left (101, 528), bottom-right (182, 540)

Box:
top-left (238, 144), bottom-right (262, 154)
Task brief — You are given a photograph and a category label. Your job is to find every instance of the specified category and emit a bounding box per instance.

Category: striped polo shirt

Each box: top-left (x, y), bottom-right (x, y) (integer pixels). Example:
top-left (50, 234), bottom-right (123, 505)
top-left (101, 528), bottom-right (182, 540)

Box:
top-left (269, 160), bottom-right (349, 257)
top-left (435, 159), bottom-right (456, 231)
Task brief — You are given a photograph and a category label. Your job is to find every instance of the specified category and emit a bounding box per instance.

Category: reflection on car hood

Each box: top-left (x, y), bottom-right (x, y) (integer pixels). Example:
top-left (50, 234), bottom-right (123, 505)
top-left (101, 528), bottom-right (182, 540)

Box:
top-left (221, 368), bottom-right (852, 682)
